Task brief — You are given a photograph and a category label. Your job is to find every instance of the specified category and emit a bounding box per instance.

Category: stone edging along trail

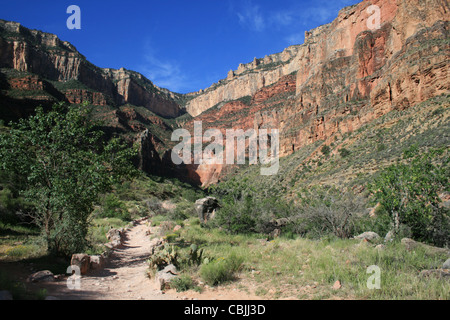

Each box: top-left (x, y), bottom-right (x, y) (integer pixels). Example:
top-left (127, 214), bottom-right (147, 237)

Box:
top-left (37, 217), bottom-right (178, 300)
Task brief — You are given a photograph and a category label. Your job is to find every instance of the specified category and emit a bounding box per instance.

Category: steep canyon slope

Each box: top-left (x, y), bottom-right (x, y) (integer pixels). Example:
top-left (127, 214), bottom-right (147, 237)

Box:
top-left (0, 0), bottom-right (448, 187)
top-left (180, 0), bottom-right (449, 186)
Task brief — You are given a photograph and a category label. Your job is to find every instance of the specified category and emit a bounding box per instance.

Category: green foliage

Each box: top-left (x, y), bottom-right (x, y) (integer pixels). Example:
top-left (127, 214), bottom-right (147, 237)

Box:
top-left (369, 148), bottom-right (449, 246)
top-left (98, 194), bottom-right (131, 221)
top-left (321, 145), bottom-right (331, 157)
top-left (338, 148), bottom-right (351, 158)
top-left (187, 243), bottom-right (204, 267)
top-left (168, 201), bottom-right (194, 221)
top-left (147, 243), bottom-right (179, 272)
top-left (210, 178), bottom-right (294, 235)
top-left (296, 187), bottom-right (369, 239)
top-left (0, 102), bottom-right (137, 257)
top-left (171, 274), bottom-right (195, 292)
top-left (199, 253), bottom-right (244, 286)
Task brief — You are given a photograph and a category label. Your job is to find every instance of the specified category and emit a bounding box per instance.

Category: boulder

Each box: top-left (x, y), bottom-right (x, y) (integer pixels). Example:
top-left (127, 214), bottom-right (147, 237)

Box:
top-left (155, 264), bottom-right (178, 290)
top-left (195, 197), bottom-right (220, 223)
top-left (89, 255), bottom-right (106, 270)
top-left (27, 270), bottom-right (55, 283)
top-left (71, 254), bottom-right (90, 275)
top-left (443, 258), bottom-right (450, 269)
top-left (354, 232), bottom-right (380, 242)
top-left (401, 238), bottom-right (450, 256)
top-left (106, 228), bottom-right (124, 249)
top-left (419, 269), bottom-right (450, 279)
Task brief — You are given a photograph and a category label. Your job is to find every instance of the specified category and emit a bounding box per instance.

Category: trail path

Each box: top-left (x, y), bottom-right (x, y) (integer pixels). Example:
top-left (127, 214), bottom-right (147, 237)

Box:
top-left (40, 219), bottom-right (176, 300)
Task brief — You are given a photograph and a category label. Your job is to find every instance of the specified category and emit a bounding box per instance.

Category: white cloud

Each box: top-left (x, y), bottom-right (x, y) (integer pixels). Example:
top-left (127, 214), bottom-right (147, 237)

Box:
top-left (237, 1), bottom-right (265, 32)
top-left (139, 41), bottom-right (189, 93)
top-left (285, 32), bottom-right (305, 45)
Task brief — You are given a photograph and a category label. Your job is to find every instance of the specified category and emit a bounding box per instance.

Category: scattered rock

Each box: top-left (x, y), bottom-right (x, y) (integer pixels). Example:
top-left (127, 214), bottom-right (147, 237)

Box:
top-left (195, 197), bottom-right (220, 223)
top-left (173, 225), bottom-right (182, 232)
top-left (385, 231), bottom-right (395, 242)
top-left (0, 290), bottom-right (13, 300)
top-left (71, 254), bottom-right (91, 275)
top-left (90, 255), bottom-right (106, 270)
top-left (106, 228), bottom-right (124, 249)
top-left (419, 269), bottom-right (450, 279)
top-left (27, 270), bottom-right (55, 283)
top-left (332, 280), bottom-right (342, 290)
top-left (375, 244), bottom-right (386, 251)
top-left (354, 232), bottom-right (380, 242)
top-left (155, 264), bottom-right (178, 290)
top-left (401, 238), bottom-right (450, 256)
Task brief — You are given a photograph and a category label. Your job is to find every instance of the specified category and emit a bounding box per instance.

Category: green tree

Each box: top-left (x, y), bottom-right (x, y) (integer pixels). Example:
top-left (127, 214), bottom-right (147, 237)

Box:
top-left (321, 145), bottom-right (331, 157)
top-left (0, 103), bottom-right (137, 256)
top-left (369, 148), bottom-right (449, 246)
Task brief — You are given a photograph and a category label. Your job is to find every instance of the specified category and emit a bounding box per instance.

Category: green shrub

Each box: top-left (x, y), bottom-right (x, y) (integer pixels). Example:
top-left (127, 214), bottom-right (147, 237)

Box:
top-left (296, 187), bottom-right (368, 239)
top-left (169, 201), bottom-right (195, 221)
top-left (199, 253), bottom-right (244, 286)
top-left (99, 194), bottom-right (131, 221)
top-left (369, 148), bottom-right (449, 246)
top-left (339, 148), bottom-right (351, 158)
top-left (321, 145), bottom-right (331, 157)
top-left (171, 274), bottom-right (195, 292)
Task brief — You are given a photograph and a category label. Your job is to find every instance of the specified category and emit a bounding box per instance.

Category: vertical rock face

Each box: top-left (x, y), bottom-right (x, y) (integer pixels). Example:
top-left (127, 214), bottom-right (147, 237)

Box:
top-left (176, 0), bottom-right (449, 186)
top-left (185, 0), bottom-right (448, 119)
top-left (185, 45), bottom-right (300, 117)
top-left (0, 20), bottom-right (182, 119)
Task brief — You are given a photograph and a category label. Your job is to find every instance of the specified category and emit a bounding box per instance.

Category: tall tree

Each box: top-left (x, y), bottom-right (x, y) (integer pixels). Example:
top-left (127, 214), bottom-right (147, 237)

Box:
top-left (0, 103), bottom-right (137, 256)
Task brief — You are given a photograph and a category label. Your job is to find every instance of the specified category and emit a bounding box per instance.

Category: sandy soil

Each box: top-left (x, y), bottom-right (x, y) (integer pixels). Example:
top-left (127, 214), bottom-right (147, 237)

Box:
top-left (31, 218), bottom-right (261, 300)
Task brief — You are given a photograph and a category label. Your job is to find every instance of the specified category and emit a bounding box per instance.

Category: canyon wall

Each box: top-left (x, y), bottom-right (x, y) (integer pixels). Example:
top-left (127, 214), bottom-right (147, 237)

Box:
top-left (181, 0), bottom-right (449, 186)
top-left (0, 20), bottom-right (182, 118)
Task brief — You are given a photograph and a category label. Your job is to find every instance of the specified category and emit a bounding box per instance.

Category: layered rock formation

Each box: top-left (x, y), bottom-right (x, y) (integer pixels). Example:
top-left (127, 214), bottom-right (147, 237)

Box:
top-left (179, 0), bottom-right (449, 186)
top-left (185, 45), bottom-right (301, 117)
top-left (0, 19), bottom-right (182, 119)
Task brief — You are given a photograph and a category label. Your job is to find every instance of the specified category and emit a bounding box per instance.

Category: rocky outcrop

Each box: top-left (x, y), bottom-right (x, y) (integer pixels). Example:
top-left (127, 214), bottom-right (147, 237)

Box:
top-left (195, 197), bottom-right (220, 223)
top-left (0, 19), bottom-right (182, 118)
top-left (185, 45), bottom-right (300, 117)
top-left (175, 0), bottom-right (449, 186)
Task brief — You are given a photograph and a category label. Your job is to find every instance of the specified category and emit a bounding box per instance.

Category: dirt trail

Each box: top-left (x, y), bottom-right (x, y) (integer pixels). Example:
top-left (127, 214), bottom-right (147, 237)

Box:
top-left (39, 219), bottom-right (176, 300)
top-left (31, 218), bottom-right (263, 300)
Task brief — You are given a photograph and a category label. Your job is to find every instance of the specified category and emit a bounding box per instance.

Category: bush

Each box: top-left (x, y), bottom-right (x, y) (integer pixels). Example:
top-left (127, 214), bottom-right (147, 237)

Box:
top-left (168, 201), bottom-right (195, 221)
top-left (296, 187), bottom-right (368, 239)
top-left (199, 253), bottom-right (244, 286)
top-left (99, 194), bottom-right (131, 221)
top-left (339, 148), bottom-right (351, 158)
top-left (369, 148), bottom-right (449, 246)
top-left (321, 145), bottom-right (331, 157)
top-left (172, 274), bottom-right (195, 292)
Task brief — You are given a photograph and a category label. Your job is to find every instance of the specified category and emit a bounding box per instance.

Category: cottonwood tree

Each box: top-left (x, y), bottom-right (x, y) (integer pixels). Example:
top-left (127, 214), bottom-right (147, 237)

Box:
top-left (0, 103), bottom-right (137, 256)
top-left (370, 147), bottom-right (449, 246)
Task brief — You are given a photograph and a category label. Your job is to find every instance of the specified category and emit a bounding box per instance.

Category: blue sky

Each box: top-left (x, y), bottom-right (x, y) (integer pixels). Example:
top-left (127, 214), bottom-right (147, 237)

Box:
top-left (1, 0), bottom-right (360, 93)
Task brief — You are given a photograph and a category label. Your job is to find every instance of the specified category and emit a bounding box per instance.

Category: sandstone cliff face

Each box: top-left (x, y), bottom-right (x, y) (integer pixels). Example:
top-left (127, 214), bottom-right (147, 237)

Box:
top-left (185, 45), bottom-right (301, 117)
top-left (178, 0), bottom-right (449, 186)
top-left (186, 0), bottom-right (448, 119)
top-left (0, 20), bottom-right (182, 118)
